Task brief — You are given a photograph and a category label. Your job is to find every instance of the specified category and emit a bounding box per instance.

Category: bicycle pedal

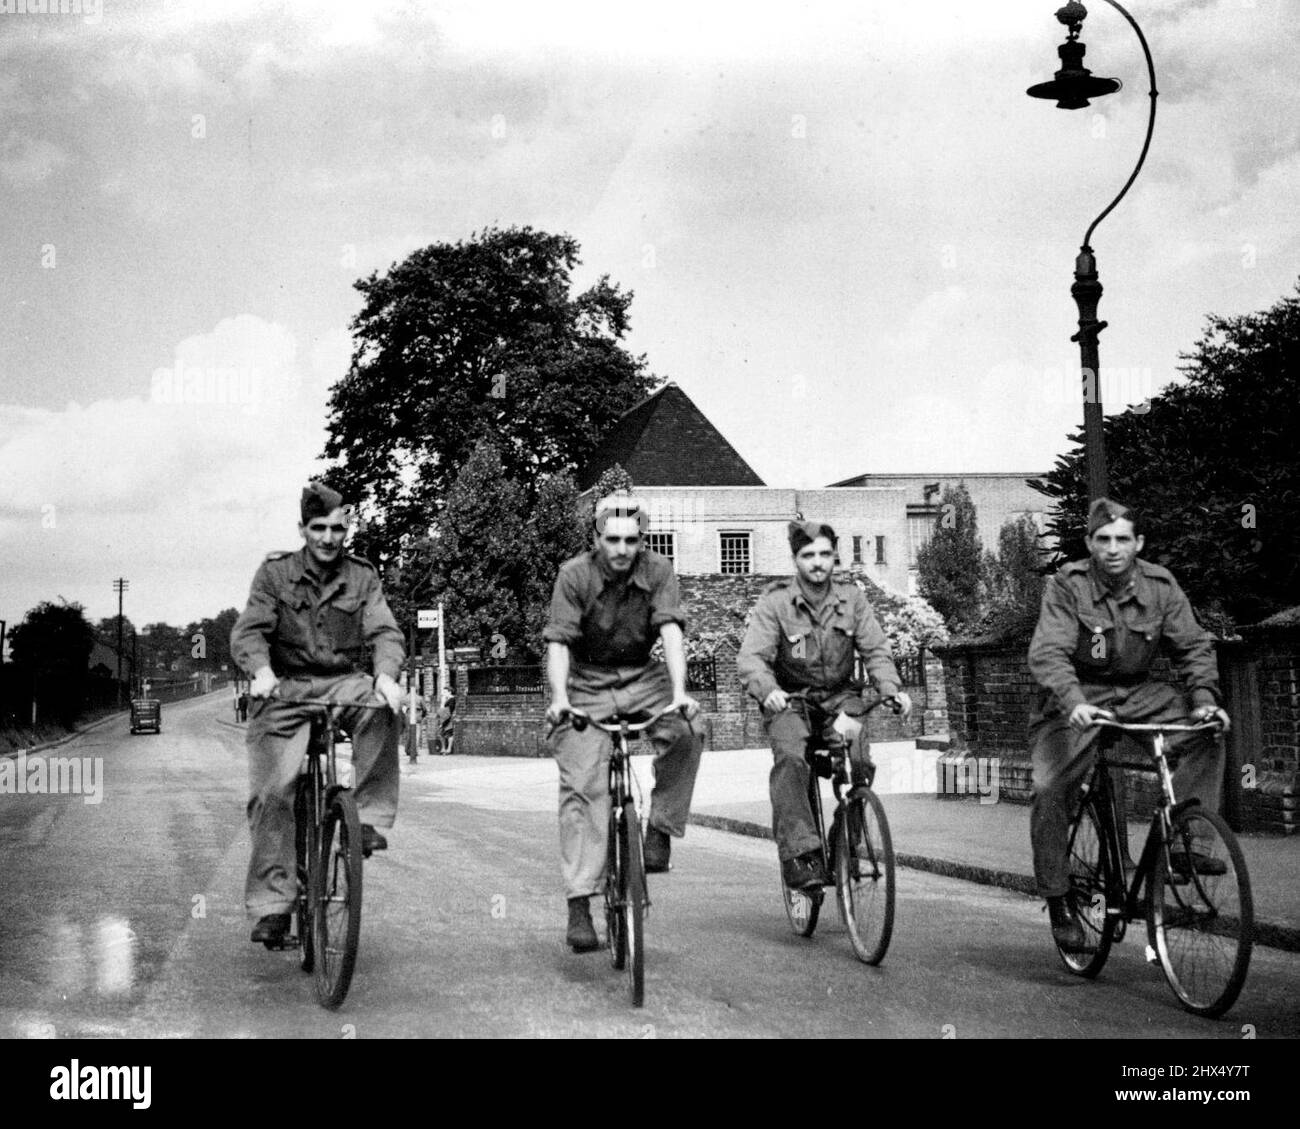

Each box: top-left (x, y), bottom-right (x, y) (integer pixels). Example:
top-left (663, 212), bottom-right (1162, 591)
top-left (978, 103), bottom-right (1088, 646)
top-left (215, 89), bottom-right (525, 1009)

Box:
top-left (262, 937), bottom-right (301, 952)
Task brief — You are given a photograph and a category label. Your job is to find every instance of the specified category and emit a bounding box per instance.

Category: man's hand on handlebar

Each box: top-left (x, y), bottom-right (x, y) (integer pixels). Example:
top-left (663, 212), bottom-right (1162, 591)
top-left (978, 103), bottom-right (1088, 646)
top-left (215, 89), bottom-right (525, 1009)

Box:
top-left (545, 697), bottom-right (575, 727)
top-left (1069, 702), bottom-right (1110, 730)
top-left (250, 667), bottom-right (279, 699)
top-left (1190, 704), bottom-right (1231, 733)
top-left (667, 692), bottom-right (700, 721)
top-left (763, 688), bottom-right (790, 713)
top-left (888, 691), bottom-right (913, 719)
top-left (374, 672), bottom-right (404, 715)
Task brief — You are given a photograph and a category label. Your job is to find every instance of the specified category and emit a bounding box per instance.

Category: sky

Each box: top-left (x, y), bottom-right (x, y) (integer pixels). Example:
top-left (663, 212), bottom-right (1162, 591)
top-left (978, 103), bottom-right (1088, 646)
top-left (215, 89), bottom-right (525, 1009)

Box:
top-left (1, 0), bottom-right (1297, 638)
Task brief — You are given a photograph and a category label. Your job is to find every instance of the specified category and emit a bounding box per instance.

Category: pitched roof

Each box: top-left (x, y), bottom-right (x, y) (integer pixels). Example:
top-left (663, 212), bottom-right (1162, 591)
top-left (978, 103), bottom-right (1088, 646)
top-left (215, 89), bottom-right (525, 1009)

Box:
top-left (578, 383), bottom-right (765, 490)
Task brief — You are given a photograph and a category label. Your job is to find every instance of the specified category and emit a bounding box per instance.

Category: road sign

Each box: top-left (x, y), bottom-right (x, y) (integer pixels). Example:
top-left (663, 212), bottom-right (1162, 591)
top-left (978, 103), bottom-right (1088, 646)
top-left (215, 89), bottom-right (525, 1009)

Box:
top-left (418, 608), bottom-right (439, 629)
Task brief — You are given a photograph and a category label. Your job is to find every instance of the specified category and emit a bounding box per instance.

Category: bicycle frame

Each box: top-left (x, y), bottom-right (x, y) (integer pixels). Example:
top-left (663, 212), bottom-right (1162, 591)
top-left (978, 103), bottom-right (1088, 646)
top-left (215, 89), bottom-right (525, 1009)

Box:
top-left (1075, 719), bottom-right (1220, 930)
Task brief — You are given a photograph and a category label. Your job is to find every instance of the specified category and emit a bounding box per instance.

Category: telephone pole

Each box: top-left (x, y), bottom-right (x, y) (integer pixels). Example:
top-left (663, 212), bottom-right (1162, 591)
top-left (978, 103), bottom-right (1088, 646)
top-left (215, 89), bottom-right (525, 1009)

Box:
top-left (112, 578), bottom-right (129, 707)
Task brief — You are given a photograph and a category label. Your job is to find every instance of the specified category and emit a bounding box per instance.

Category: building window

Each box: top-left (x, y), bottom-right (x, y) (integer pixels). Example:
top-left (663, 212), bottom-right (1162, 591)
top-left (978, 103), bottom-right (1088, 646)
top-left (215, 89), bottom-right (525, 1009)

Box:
top-left (875, 535), bottom-right (886, 565)
top-left (852, 535), bottom-right (863, 565)
top-left (646, 532), bottom-right (675, 567)
top-left (907, 507), bottom-right (939, 563)
top-left (718, 532), bottom-right (751, 574)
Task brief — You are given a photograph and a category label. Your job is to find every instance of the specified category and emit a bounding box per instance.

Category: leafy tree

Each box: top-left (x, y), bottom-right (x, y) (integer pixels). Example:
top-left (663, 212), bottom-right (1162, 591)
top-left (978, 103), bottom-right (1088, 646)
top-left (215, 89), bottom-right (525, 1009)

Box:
top-left (141, 622), bottom-right (187, 675)
top-left (916, 483), bottom-right (984, 632)
top-left (977, 514), bottom-right (1047, 638)
top-left (320, 226), bottom-right (657, 569)
top-left (9, 600), bottom-right (96, 726)
top-left (520, 472), bottom-right (588, 651)
top-left (1031, 280), bottom-right (1300, 626)
top-left (425, 441), bottom-right (528, 659)
top-left (590, 462), bottom-right (634, 500)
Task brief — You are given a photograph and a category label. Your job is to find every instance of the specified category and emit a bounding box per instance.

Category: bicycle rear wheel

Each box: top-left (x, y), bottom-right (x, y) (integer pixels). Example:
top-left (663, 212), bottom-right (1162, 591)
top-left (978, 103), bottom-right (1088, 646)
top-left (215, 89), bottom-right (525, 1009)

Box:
top-left (621, 800), bottom-right (646, 1007)
top-left (313, 790), bottom-right (363, 1009)
top-left (294, 775), bottom-right (315, 972)
top-left (1058, 796), bottom-right (1116, 977)
top-left (835, 789), bottom-right (895, 965)
top-left (1150, 807), bottom-right (1253, 1018)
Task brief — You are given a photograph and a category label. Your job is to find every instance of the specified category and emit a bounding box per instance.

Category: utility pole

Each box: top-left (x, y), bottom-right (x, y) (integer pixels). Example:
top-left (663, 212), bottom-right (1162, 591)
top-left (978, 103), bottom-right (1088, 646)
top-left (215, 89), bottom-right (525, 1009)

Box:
top-left (112, 578), bottom-right (129, 708)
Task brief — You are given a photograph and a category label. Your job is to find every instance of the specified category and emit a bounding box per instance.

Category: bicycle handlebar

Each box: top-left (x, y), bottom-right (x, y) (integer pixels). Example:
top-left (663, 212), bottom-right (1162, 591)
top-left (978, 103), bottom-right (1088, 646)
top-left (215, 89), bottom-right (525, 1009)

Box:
top-left (786, 691), bottom-right (904, 717)
top-left (547, 704), bottom-right (689, 738)
top-left (260, 688), bottom-right (395, 712)
top-left (1090, 712), bottom-right (1224, 735)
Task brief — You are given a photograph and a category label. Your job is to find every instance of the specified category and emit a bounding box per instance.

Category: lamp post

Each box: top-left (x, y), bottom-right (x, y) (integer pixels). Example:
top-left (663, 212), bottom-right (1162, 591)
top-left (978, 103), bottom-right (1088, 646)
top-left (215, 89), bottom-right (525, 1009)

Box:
top-left (1027, 0), bottom-right (1158, 505)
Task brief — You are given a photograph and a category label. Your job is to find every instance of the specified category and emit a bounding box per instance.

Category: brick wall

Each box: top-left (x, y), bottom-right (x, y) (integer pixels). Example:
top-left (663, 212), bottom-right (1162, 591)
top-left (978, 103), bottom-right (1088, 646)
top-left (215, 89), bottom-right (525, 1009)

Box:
top-left (935, 631), bottom-right (1300, 832)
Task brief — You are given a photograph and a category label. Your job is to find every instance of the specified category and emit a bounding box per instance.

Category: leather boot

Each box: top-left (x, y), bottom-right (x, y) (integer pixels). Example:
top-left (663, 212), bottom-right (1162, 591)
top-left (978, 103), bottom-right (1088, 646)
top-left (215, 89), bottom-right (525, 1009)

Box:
top-left (566, 896), bottom-right (599, 953)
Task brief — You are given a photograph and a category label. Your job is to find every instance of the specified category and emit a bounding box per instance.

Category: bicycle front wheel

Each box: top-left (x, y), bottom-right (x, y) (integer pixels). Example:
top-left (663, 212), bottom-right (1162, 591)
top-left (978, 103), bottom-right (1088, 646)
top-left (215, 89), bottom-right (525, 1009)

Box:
top-left (620, 800), bottom-right (646, 1007)
top-left (835, 789), bottom-right (895, 965)
top-left (294, 775), bottom-right (315, 973)
top-left (1150, 807), bottom-right (1253, 1018)
top-left (1058, 796), bottom-right (1116, 978)
top-left (605, 805), bottom-right (626, 971)
top-left (313, 790), bottom-right (364, 1009)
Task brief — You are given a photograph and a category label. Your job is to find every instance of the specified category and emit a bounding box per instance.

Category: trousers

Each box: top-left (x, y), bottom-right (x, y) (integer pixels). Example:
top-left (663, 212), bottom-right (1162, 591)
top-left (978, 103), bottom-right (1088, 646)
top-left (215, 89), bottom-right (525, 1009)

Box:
top-left (549, 663), bottom-right (702, 900)
top-left (765, 693), bottom-right (873, 862)
top-left (1028, 679), bottom-right (1224, 897)
top-left (244, 671), bottom-right (399, 920)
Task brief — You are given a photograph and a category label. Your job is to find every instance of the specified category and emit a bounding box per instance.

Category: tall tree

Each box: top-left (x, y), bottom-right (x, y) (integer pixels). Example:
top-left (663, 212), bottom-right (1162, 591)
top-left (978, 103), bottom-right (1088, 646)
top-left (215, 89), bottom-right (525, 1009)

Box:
top-left (425, 441), bottom-right (528, 659)
top-left (320, 227), bottom-right (657, 568)
top-left (9, 601), bottom-right (96, 726)
top-left (520, 472), bottom-right (589, 651)
top-left (978, 514), bottom-right (1048, 637)
top-left (916, 483), bottom-right (984, 632)
top-left (590, 462), bottom-right (634, 499)
top-left (1031, 280), bottom-right (1300, 626)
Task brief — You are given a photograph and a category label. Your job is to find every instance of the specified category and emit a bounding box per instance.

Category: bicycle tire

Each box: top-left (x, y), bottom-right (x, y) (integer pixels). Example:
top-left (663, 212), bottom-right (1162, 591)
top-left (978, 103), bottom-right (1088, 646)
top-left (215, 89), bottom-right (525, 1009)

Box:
top-left (835, 789), bottom-right (895, 965)
top-left (1150, 806), bottom-right (1253, 1018)
top-left (294, 775), bottom-right (315, 973)
top-left (606, 803), bottom-right (626, 971)
top-left (1058, 795), bottom-right (1116, 977)
top-left (621, 799), bottom-right (646, 1007)
top-left (312, 790), bottom-right (363, 1009)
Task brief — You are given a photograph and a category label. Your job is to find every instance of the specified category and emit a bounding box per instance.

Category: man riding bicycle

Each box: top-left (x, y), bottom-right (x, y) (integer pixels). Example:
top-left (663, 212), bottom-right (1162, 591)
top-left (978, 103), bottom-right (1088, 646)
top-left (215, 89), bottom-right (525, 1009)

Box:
top-left (1028, 497), bottom-right (1230, 952)
top-left (543, 492), bottom-right (702, 953)
top-left (231, 482), bottom-right (406, 946)
top-left (738, 521), bottom-right (912, 891)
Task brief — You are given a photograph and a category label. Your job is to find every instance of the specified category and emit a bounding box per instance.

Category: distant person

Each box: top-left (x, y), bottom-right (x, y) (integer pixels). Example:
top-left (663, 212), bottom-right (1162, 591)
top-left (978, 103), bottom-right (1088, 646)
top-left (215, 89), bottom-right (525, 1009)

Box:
top-left (230, 481), bottom-right (405, 947)
top-left (738, 521), bottom-right (911, 891)
top-left (543, 492), bottom-right (702, 953)
top-left (1027, 498), bottom-right (1230, 952)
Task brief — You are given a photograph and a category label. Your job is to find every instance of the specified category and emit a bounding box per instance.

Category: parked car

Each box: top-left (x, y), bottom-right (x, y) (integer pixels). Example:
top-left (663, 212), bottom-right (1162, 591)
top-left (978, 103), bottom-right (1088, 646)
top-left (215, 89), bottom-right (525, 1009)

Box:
top-left (129, 697), bottom-right (161, 735)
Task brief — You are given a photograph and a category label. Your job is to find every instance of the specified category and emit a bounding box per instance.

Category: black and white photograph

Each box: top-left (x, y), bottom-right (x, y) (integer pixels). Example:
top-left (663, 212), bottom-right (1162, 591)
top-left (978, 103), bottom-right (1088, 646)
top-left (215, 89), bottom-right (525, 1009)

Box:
top-left (0, 0), bottom-right (1296, 1079)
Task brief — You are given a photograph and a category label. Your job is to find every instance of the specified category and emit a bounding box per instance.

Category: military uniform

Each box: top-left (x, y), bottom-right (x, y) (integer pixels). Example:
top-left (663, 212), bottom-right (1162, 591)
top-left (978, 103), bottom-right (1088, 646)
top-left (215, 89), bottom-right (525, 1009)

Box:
top-left (737, 577), bottom-right (902, 862)
top-left (231, 546), bottom-right (405, 922)
top-left (1027, 557), bottom-right (1223, 897)
top-left (542, 548), bottom-right (702, 900)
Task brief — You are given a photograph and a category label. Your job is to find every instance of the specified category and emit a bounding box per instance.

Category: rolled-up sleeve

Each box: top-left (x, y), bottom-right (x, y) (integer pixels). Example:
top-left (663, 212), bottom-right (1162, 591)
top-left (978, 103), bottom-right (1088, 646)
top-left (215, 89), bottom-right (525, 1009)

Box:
top-left (852, 591), bottom-right (901, 698)
top-left (1028, 574), bottom-right (1087, 713)
top-left (648, 560), bottom-right (686, 630)
top-left (737, 597), bottom-right (781, 703)
top-left (362, 574), bottom-right (405, 682)
top-left (542, 564), bottom-right (585, 646)
top-left (1160, 579), bottom-right (1220, 707)
top-left (231, 563), bottom-right (279, 676)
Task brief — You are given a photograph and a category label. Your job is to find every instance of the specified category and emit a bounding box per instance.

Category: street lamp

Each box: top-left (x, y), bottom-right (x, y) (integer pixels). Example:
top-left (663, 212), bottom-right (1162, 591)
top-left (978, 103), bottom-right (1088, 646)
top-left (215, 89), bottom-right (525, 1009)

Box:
top-left (1027, 0), bottom-right (1158, 504)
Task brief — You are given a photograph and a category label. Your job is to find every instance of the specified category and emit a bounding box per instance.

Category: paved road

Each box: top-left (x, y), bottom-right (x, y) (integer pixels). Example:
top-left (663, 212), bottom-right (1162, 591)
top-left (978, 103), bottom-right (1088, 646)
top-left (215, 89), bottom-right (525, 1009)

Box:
top-left (1, 695), bottom-right (1296, 1039)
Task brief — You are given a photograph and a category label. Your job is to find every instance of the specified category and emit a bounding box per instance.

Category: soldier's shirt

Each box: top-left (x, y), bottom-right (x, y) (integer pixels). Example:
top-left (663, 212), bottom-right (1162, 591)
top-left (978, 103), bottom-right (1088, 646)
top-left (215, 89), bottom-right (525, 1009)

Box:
top-left (230, 548), bottom-right (405, 680)
top-left (1027, 557), bottom-right (1220, 715)
top-left (542, 549), bottom-right (684, 679)
top-left (737, 577), bottom-right (902, 704)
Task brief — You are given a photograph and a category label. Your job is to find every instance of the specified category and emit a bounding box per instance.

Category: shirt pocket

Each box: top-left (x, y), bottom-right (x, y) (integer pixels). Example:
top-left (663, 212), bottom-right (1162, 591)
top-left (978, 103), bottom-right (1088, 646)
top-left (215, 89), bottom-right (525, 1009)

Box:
top-left (823, 625), bottom-right (854, 680)
top-left (1073, 613), bottom-right (1115, 672)
top-left (323, 593), bottom-right (366, 654)
top-left (276, 593), bottom-right (313, 645)
top-left (1116, 615), bottom-right (1163, 675)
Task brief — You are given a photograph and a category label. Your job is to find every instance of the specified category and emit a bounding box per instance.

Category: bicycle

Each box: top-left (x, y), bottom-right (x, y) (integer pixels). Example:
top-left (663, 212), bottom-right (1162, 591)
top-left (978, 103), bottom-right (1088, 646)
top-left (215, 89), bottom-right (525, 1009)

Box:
top-left (259, 686), bottom-right (391, 1009)
top-left (551, 705), bottom-right (688, 1007)
top-left (1057, 712), bottom-right (1253, 1018)
top-left (779, 694), bottom-right (900, 965)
